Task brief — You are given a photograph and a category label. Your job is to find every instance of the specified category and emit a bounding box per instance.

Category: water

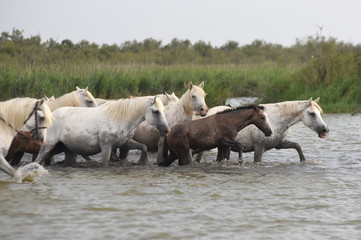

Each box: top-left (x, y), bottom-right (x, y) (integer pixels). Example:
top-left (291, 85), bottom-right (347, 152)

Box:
top-left (1, 114), bottom-right (361, 240)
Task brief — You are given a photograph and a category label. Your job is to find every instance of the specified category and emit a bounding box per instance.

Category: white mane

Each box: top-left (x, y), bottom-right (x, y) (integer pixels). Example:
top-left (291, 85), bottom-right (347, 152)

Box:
top-left (272, 100), bottom-right (324, 117)
top-left (104, 97), bottom-right (164, 121)
top-left (46, 90), bottom-right (96, 111)
top-left (0, 98), bottom-right (53, 129)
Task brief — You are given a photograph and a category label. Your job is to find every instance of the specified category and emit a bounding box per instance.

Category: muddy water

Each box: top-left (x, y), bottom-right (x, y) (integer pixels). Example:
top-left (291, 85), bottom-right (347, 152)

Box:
top-left (1, 114), bottom-right (361, 240)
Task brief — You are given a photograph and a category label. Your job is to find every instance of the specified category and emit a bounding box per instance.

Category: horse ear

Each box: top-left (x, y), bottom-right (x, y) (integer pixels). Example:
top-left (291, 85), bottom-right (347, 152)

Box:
top-left (314, 97), bottom-right (320, 103)
top-left (153, 96), bottom-right (157, 104)
top-left (308, 97), bottom-right (313, 104)
top-left (199, 81), bottom-right (204, 88)
top-left (188, 81), bottom-right (193, 89)
top-left (76, 86), bottom-right (81, 91)
top-left (38, 98), bottom-right (45, 106)
top-left (85, 86), bottom-right (88, 92)
top-left (165, 92), bottom-right (172, 100)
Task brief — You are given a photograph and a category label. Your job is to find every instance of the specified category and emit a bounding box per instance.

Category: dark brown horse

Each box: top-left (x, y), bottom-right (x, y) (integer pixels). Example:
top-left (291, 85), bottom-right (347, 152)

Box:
top-left (160, 105), bottom-right (273, 166)
top-left (6, 131), bottom-right (41, 165)
top-left (6, 131), bottom-right (91, 166)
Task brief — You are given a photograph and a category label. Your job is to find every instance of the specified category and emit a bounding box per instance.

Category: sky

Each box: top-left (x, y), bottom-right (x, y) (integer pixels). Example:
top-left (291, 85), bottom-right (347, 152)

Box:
top-left (1, 0), bottom-right (361, 47)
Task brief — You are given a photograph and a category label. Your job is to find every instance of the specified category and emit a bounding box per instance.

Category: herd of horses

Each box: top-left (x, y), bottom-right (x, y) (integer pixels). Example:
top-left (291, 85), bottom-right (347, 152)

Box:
top-left (0, 82), bottom-right (329, 181)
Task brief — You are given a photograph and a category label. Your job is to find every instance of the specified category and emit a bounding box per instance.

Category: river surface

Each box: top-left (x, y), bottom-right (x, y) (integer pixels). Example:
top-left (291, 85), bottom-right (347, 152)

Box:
top-left (1, 114), bottom-right (361, 240)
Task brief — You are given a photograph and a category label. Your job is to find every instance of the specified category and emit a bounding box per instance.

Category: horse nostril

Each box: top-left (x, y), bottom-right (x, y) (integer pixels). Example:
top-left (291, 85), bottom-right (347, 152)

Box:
top-left (200, 107), bottom-right (204, 111)
top-left (323, 128), bottom-right (329, 133)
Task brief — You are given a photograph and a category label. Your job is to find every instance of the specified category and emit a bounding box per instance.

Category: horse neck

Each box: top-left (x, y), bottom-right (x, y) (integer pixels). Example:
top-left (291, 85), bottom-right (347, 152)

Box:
top-left (267, 102), bottom-right (305, 133)
top-left (167, 97), bottom-right (194, 126)
top-left (179, 90), bottom-right (194, 119)
top-left (225, 109), bottom-right (256, 131)
top-left (47, 91), bottom-right (78, 111)
top-left (105, 98), bottom-right (147, 128)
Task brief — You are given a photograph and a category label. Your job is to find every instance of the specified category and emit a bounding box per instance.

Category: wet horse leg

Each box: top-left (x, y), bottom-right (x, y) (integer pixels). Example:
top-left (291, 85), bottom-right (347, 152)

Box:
top-left (63, 148), bottom-right (77, 167)
top-left (156, 137), bottom-right (165, 164)
top-left (276, 140), bottom-right (306, 162)
top-left (8, 152), bottom-right (25, 166)
top-left (254, 145), bottom-right (265, 163)
top-left (124, 139), bottom-right (149, 165)
top-left (100, 145), bottom-right (112, 167)
top-left (222, 140), bottom-right (243, 164)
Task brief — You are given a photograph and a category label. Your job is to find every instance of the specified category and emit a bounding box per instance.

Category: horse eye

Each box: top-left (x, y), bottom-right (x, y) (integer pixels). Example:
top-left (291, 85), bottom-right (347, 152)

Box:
top-left (153, 110), bottom-right (160, 114)
top-left (39, 116), bottom-right (45, 121)
top-left (192, 95), bottom-right (196, 99)
top-left (309, 112), bottom-right (316, 117)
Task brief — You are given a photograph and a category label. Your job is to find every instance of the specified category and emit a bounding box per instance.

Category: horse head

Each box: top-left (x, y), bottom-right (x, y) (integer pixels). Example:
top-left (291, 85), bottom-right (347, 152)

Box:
top-left (302, 97), bottom-right (329, 138)
top-left (21, 98), bottom-right (53, 142)
top-left (251, 105), bottom-right (273, 137)
top-left (76, 86), bottom-right (97, 107)
top-left (187, 81), bottom-right (209, 116)
top-left (145, 97), bottom-right (171, 137)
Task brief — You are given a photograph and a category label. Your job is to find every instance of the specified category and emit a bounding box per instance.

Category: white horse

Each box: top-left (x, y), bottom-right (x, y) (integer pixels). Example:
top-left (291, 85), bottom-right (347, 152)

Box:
top-left (117, 81), bottom-right (209, 165)
top-left (35, 97), bottom-right (170, 167)
top-left (46, 86), bottom-right (97, 110)
top-left (0, 98), bottom-right (53, 180)
top-left (196, 98), bottom-right (329, 163)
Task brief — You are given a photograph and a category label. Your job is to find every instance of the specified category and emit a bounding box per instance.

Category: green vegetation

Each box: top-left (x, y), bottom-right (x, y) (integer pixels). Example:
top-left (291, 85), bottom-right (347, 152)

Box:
top-left (1, 28), bottom-right (361, 112)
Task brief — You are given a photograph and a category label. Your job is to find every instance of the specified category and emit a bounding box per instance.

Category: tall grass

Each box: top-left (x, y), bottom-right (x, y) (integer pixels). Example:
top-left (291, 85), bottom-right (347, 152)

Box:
top-left (0, 62), bottom-right (360, 112)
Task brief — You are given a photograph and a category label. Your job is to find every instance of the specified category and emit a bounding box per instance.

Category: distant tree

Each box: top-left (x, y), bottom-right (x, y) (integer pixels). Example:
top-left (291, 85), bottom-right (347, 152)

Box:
top-left (193, 40), bottom-right (212, 57)
top-left (221, 40), bottom-right (239, 51)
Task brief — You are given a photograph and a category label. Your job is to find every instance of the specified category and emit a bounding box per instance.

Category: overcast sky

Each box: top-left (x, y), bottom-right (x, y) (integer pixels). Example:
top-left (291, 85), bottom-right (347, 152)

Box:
top-left (1, 0), bottom-right (361, 47)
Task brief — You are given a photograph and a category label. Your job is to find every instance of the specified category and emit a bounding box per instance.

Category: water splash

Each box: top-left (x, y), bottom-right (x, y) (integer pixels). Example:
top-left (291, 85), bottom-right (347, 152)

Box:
top-left (14, 162), bottom-right (49, 183)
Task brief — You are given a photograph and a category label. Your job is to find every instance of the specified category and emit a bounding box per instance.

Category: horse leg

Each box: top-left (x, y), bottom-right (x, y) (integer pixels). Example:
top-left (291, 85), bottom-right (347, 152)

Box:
top-left (276, 140), bottom-right (306, 162)
top-left (156, 137), bottom-right (165, 164)
top-left (216, 146), bottom-right (227, 162)
top-left (117, 147), bottom-right (128, 164)
top-left (124, 139), bottom-right (149, 165)
top-left (9, 152), bottom-right (25, 166)
top-left (35, 141), bottom-right (57, 165)
top-left (63, 148), bottom-right (77, 167)
top-left (194, 151), bottom-right (204, 163)
top-left (100, 145), bottom-right (112, 167)
top-left (254, 146), bottom-right (265, 163)
top-left (159, 137), bottom-right (178, 167)
top-left (0, 155), bottom-right (17, 178)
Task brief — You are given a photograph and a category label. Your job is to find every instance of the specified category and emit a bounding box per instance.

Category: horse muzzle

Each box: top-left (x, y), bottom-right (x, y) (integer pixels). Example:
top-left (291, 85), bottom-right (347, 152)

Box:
top-left (264, 129), bottom-right (273, 137)
top-left (199, 105), bottom-right (209, 117)
top-left (318, 127), bottom-right (329, 139)
top-left (159, 127), bottom-right (171, 137)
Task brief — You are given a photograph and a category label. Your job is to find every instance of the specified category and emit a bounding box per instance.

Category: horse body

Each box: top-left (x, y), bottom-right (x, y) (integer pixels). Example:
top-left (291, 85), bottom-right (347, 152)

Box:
top-left (35, 97), bottom-right (170, 167)
top-left (124, 81), bottom-right (209, 164)
top-left (232, 98), bottom-right (329, 162)
top-left (0, 98), bottom-right (53, 180)
top-left (160, 105), bottom-right (272, 167)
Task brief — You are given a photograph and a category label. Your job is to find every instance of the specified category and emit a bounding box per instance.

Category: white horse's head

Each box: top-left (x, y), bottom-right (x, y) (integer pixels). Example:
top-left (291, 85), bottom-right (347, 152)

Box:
top-left (21, 98), bottom-right (53, 142)
top-left (145, 97), bottom-right (171, 137)
top-left (302, 97), bottom-right (329, 138)
top-left (186, 81), bottom-right (209, 116)
top-left (76, 86), bottom-right (97, 107)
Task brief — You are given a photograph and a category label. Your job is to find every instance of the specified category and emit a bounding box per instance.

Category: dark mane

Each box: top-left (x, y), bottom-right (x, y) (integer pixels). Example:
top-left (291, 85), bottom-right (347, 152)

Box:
top-left (217, 104), bottom-right (264, 115)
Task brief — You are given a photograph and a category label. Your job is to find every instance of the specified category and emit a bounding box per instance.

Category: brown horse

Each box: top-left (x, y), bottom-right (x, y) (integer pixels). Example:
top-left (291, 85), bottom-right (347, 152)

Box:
top-left (6, 131), bottom-right (91, 166)
top-left (160, 105), bottom-right (273, 166)
top-left (6, 131), bottom-right (41, 165)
